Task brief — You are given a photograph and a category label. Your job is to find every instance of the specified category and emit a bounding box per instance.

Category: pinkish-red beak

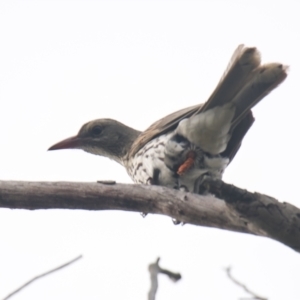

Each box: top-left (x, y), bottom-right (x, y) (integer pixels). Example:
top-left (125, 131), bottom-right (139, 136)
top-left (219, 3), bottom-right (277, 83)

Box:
top-left (48, 136), bottom-right (81, 151)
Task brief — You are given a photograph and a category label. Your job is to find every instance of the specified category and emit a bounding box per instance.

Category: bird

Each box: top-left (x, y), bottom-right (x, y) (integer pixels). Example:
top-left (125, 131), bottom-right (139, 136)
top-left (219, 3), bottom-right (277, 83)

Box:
top-left (48, 45), bottom-right (288, 193)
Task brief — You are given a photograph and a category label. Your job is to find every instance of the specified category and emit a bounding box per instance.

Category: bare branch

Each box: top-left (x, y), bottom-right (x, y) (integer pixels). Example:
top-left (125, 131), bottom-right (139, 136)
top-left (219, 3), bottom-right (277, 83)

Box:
top-left (3, 255), bottom-right (82, 300)
top-left (158, 266), bottom-right (181, 282)
top-left (225, 266), bottom-right (267, 300)
top-left (148, 258), bottom-right (160, 300)
top-left (204, 179), bottom-right (300, 252)
top-left (0, 180), bottom-right (299, 252)
top-left (148, 257), bottom-right (181, 300)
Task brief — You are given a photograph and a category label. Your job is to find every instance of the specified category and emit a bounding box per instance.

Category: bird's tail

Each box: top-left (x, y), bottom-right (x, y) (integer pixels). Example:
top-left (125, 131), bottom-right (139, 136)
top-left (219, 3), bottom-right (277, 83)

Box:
top-left (199, 45), bottom-right (288, 125)
top-left (231, 62), bottom-right (288, 126)
top-left (176, 45), bottom-right (288, 155)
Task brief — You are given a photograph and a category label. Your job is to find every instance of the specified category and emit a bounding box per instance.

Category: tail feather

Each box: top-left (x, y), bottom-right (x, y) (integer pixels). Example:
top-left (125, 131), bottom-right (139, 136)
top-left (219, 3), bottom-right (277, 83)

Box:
top-left (231, 63), bottom-right (288, 126)
top-left (177, 45), bottom-right (288, 156)
top-left (199, 45), bottom-right (261, 113)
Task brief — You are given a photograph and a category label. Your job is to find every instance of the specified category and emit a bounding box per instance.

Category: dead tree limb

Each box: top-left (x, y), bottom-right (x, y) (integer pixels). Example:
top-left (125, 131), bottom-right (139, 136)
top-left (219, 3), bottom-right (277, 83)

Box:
top-left (0, 180), bottom-right (299, 252)
top-left (204, 179), bottom-right (300, 253)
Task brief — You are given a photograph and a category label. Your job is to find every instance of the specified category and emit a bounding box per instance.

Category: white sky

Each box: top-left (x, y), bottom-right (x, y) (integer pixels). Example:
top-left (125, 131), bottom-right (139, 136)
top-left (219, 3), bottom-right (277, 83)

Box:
top-left (0, 0), bottom-right (299, 299)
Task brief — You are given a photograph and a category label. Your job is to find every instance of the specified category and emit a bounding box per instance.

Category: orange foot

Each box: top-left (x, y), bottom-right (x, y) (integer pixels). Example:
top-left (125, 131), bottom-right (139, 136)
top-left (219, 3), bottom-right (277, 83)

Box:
top-left (177, 151), bottom-right (196, 176)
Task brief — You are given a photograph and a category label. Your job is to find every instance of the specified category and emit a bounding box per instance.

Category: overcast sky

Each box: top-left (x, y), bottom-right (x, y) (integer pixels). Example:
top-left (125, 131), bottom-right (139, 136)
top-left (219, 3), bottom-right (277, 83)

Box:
top-left (0, 1), bottom-right (299, 299)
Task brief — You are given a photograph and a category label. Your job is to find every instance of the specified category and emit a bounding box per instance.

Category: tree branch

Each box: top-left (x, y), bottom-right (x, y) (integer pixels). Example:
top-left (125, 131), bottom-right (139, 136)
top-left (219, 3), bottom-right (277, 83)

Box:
top-left (3, 255), bottom-right (82, 300)
top-left (225, 266), bottom-right (267, 300)
top-left (204, 179), bottom-right (300, 252)
top-left (0, 180), bottom-right (299, 252)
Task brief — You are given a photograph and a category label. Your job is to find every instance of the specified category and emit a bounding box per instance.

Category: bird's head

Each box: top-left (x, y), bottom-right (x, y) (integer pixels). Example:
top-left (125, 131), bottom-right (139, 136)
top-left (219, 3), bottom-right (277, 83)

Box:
top-left (48, 119), bottom-right (141, 164)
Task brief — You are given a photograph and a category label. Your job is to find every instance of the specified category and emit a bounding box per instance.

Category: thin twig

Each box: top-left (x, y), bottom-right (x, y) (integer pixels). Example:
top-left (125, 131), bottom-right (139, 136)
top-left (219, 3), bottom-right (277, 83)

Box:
top-left (3, 255), bottom-right (83, 300)
top-left (148, 257), bottom-right (181, 300)
top-left (225, 266), bottom-right (267, 300)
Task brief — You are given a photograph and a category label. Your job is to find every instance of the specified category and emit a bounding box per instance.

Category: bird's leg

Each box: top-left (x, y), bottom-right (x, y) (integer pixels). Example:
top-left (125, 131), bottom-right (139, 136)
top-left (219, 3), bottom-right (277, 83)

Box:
top-left (177, 150), bottom-right (196, 175)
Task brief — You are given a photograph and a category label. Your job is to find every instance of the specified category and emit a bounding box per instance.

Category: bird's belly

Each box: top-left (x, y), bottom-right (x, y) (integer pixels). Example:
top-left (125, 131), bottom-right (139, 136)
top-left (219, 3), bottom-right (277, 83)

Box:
top-left (126, 133), bottom-right (175, 186)
top-left (126, 133), bottom-right (229, 193)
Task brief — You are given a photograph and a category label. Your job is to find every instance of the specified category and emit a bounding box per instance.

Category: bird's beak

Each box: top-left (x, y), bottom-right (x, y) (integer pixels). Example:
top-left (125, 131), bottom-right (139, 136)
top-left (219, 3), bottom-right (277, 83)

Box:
top-left (48, 136), bottom-right (81, 151)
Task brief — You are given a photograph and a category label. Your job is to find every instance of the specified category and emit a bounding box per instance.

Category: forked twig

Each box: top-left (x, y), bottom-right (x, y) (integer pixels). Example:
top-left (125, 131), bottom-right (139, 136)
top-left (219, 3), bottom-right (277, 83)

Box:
top-left (148, 257), bottom-right (181, 300)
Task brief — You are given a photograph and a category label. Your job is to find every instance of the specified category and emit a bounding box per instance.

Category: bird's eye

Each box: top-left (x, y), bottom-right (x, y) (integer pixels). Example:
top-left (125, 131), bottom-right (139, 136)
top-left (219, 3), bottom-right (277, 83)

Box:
top-left (91, 125), bottom-right (103, 136)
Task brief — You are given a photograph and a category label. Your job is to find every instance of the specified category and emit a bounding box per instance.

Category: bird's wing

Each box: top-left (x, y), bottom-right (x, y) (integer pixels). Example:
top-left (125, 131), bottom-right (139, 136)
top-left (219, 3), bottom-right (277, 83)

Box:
top-left (129, 104), bottom-right (202, 157)
top-left (129, 45), bottom-right (287, 161)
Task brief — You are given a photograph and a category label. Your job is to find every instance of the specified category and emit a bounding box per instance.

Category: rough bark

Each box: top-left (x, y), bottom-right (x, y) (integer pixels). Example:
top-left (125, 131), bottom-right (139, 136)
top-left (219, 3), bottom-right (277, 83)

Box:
top-left (0, 180), bottom-right (299, 252)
